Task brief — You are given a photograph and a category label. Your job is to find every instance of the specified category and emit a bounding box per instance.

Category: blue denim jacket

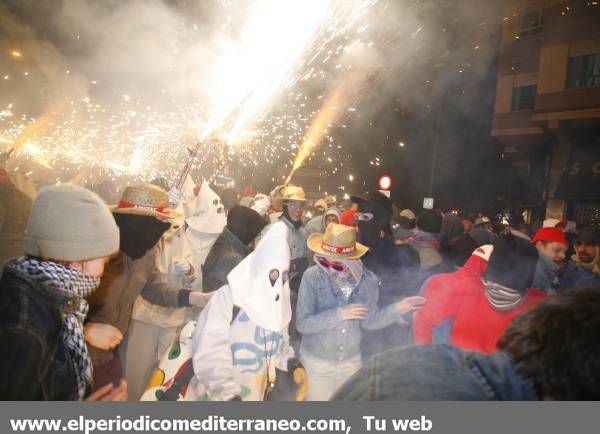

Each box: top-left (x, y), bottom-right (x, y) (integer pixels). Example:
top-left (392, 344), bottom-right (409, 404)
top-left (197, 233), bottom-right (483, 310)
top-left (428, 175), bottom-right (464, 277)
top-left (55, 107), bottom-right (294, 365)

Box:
top-left (333, 345), bottom-right (538, 400)
top-left (296, 265), bottom-right (402, 362)
top-left (559, 261), bottom-right (600, 291)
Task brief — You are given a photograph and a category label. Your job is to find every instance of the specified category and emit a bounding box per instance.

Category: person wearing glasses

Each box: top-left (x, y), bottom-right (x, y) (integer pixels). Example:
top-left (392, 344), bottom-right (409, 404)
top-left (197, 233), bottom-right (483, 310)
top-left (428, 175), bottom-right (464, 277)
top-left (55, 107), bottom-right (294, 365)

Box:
top-left (296, 223), bottom-right (425, 400)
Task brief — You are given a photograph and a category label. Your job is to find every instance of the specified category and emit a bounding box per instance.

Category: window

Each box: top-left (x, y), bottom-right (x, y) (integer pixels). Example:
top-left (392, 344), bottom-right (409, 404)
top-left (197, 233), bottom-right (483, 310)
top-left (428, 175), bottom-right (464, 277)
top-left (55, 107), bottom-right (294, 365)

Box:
top-left (511, 84), bottom-right (537, 111)
top-left (519, 10), bottom-right (543, 35)
top-left (566, 53), bottom-right (600, 89)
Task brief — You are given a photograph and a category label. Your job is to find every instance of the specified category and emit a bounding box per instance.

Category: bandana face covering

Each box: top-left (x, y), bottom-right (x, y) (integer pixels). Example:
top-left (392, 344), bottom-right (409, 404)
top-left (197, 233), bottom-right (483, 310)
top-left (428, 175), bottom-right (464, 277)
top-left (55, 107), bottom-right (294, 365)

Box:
top-left (114, 214), bottom-right (171, 259)
top-left (315, 254), bottom-right (363, 291)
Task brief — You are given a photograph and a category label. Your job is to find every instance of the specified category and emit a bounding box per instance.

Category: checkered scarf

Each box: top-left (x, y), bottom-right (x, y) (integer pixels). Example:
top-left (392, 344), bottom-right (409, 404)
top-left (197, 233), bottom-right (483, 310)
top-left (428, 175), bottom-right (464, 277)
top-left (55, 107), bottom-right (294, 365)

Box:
top-left (9, 257), bottom-right (100, 400)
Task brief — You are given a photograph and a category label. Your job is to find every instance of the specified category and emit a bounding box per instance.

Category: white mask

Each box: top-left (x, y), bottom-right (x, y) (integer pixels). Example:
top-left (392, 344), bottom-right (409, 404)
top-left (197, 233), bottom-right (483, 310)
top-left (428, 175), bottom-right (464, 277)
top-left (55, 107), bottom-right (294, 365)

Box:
top-left (185, 179), bottom-right (226, 234)
top-left (228, 222), bottom-right (291, 332)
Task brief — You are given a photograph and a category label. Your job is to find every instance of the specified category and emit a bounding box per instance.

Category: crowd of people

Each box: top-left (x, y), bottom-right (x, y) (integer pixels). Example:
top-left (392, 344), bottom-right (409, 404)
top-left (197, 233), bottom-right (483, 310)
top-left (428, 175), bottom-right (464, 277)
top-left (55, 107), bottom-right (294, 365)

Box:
top-left (0, 161), bottom-right (599, 401)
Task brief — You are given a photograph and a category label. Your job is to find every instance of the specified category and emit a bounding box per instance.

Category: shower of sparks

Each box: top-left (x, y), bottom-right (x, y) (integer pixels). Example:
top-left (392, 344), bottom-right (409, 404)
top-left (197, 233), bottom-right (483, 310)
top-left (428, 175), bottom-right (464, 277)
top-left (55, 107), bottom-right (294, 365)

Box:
top-left (285, 71), bottom-right (366, 185)
top-left (200, 0), bottom-right (333, 142)
top-left (1, 0), bottom-right (385, 191)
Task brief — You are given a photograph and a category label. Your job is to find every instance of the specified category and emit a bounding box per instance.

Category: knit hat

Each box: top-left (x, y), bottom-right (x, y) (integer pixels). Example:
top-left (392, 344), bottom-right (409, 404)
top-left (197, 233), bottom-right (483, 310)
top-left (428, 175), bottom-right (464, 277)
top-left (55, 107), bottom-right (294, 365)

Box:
top-left (531, 227), bottom-right (568, 246)
top-left (227, 205), bottom-right (268, 245)
top-left (472, 244), bottom-right (494, 261)
top-left (575, 226), bottom-right (600, 245)
top-left (485, 233), bottom-right (539, 293)
top-left (25, 183), bottom-right (120, 261)
top-left (323, 206), bottom-right (341, 223)
top-left (417, 209), bottom-right (443, 234)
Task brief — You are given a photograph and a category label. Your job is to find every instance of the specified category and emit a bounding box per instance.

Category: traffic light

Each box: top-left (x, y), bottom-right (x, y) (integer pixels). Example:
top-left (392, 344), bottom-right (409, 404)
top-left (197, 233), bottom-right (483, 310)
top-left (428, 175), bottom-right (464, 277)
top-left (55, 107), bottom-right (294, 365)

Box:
top-left (378, 174), bottom-right (392, 191)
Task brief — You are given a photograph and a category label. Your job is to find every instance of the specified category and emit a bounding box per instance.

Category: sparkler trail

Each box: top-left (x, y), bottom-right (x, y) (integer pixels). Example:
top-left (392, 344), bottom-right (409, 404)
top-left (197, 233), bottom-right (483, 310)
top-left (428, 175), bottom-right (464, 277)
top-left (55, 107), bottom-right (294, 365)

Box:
top-left (285, 71), bottom-right (366, 185)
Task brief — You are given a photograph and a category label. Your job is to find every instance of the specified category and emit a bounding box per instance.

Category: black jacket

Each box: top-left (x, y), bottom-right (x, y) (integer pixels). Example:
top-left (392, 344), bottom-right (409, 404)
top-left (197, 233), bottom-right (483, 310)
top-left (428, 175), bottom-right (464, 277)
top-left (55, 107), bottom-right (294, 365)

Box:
top-left (0, 266), bottom-right (80, 400)
top-left (361, 237), bottom-right (423, 358)
top-left (202, 228), bottom-right (251, 293)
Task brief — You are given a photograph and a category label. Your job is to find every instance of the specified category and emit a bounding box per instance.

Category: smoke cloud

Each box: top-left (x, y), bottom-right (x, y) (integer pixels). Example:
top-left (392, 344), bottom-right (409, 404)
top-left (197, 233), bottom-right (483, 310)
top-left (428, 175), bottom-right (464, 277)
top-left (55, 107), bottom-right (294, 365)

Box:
top-left (0, 0), bottom-right (503, 212)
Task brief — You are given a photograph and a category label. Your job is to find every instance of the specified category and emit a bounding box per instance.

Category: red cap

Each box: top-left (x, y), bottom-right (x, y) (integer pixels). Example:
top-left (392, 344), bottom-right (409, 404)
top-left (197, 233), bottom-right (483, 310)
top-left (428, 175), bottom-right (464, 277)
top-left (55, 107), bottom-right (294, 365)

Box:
top-left (531, 227), bottom-right (568, 246)
top-left (340, 210), bottom-right (356, 226)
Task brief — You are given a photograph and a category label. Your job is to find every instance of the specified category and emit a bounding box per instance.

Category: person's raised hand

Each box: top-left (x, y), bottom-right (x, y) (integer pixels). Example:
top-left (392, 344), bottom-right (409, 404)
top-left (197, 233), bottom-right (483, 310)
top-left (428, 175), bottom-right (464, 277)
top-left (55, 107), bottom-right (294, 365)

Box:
top-left (395, 296), bottom-right (426, 315)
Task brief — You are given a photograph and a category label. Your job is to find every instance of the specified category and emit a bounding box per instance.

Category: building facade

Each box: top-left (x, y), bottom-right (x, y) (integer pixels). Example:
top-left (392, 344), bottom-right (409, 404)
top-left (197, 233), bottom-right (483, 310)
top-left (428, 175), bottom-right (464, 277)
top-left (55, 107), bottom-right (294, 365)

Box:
top-left (492, 0), bottom-right (600, 228)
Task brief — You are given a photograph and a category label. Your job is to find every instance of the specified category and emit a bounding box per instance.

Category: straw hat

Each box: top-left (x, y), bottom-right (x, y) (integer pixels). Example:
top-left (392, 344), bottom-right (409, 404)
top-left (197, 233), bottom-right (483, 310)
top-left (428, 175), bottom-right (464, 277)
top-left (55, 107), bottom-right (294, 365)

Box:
top-left (314, 198), bottom-right (327, 210)
top-left (282, 185), bottom-right (306, 202)
top-left (111, 183), bottom-right (181, 219)
top-left (307, 223), bottom-right (368, 259)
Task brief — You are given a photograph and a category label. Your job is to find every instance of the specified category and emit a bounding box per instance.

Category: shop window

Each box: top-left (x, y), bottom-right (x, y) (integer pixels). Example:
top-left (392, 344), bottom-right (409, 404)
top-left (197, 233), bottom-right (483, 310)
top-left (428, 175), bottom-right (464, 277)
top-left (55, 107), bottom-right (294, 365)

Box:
top-left (574, 204), bottom-right (600, 228)
top-left (566, 53), bottom-right (600, 89)
top-left (511, 84), bottom-right (537, 111)
top-left (519, 10), bottom-right (543, 36)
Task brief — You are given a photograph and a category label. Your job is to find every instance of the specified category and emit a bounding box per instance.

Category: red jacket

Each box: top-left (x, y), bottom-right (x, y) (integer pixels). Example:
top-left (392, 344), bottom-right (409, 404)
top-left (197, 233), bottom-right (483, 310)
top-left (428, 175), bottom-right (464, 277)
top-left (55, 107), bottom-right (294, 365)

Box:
top-left (413, 254), bottom-right (546, 354)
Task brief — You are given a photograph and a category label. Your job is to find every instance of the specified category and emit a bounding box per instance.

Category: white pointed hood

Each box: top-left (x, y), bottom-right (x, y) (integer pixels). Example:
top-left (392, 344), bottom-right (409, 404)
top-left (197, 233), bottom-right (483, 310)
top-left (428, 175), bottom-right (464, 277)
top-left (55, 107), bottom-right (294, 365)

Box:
top-left (185, 179), bottom-right (226, 234)
top-left (228, 221), bottom-right (291, 332)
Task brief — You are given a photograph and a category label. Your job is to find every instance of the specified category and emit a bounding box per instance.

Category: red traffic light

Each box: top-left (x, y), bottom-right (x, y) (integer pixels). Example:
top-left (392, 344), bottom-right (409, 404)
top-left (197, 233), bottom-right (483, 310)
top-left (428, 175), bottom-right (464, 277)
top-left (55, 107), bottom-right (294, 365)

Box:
top-left (378, 175), bottom-right (392, 191)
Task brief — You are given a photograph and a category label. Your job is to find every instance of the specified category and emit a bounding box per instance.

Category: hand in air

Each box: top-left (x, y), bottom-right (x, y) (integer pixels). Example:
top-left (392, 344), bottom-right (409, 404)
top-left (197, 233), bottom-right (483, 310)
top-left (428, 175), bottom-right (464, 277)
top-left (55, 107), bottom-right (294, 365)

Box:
top-left (396, 296), bottom-right (427, 315)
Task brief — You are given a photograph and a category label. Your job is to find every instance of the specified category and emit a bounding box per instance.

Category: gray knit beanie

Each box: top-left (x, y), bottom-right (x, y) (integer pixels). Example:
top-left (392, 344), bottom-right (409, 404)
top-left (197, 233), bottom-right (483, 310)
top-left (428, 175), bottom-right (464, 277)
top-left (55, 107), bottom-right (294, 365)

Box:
top-left (25, 183), bottom-right (120, 261)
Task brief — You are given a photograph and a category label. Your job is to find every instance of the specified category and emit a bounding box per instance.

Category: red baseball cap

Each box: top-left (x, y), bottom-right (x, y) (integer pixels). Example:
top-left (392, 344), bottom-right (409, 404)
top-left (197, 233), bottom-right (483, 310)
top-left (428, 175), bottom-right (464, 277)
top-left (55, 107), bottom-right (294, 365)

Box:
top-left (531, 227), bottom-right (568, 246)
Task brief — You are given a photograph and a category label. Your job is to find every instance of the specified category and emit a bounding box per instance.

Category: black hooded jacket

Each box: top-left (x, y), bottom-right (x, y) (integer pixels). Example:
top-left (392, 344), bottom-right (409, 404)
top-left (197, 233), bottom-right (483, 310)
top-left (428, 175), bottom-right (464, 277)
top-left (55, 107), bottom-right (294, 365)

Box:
top-left (202, 205), bottom-right (267, 292)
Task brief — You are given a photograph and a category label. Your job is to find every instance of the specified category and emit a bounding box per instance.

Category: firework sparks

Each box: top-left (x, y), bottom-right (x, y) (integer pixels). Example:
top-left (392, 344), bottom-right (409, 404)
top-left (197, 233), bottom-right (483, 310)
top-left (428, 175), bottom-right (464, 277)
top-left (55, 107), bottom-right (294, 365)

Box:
top-left (199, 0), bottom-right (335, 143)
top-left (1, 0), bottom-right (380, 189)
top-left (285, 71), bottom-right (365, 185)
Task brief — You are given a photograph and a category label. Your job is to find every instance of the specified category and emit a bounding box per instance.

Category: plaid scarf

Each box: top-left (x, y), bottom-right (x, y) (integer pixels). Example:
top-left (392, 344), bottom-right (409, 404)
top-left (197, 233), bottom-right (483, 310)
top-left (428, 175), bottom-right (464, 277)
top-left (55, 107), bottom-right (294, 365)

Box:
top-left (9, 257), bottom-right (100, 400)
top-left (483, 279), bottom-right (524, 312)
